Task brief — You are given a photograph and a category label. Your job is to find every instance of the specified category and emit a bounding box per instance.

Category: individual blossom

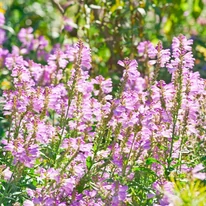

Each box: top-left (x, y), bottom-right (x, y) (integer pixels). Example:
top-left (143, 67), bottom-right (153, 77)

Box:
top-left (112, 144), bottom-right (123, 168)
top-left (118, 58), bottom-right (146, 92)
top-left (2, 167), bottom-right (13, 181)
top-left (137, 41), bottom-right (157, 59)
top-left (37, 35), bottom-right (48, 49)
top-left (23, 200), bottom-right (34, 206)
top-left (192, 164), bottom-right (206, 180)
top-left (11, 45), bottom-right (28, 55)
top-left (150, 42), bottom-right (171, 67)
top-left (91, 75), bottom-right (113, 99)
top-left (48, 50), bottom-right (68, 69)
top-left (63, 17), bottom-right (76, 32)
top-left (62, 177), bottom-right (76, 195)
top-left (37, 168), bottom-right (60, 182)
top-left (111, 183), bottom-right (128, 205)
top-left (18, 27), bottom-right (34, 46)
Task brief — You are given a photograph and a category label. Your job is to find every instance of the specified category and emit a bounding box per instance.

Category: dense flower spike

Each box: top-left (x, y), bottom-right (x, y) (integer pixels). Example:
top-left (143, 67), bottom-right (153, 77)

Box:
top-left (167, 34), bottom-right (195, 74)
top-left (0, 34), bottom-right (206, 206)
top-left (65, 40), bottom-right (92, 71)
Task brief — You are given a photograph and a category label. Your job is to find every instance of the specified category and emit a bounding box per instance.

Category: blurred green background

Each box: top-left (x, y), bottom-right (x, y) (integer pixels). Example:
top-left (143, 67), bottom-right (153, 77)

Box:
top-left (1, 0), bottom-right (206, 78)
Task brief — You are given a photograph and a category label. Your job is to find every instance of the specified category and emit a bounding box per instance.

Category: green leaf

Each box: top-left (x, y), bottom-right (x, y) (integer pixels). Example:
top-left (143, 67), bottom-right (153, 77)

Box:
top-left (146, 157), bottom-right (159, 165)
top-left (192, 0), bottom-right (204, 19)
top-left (0, 25), bottom-right (15, 34)
top-left (133, 166), bottom-right (155, 173)
top-left (93, 144), bottom-right (97, 153)
top-left (11, 191), bottom-right (22, 196)
top-left (98, 46), bottom-right (111, 62)
top-left (174, 135), bottom-right (180, 140)
top-left (86, 156), bottom-right (92, 170)
top-left (110, 0), bottom-right (124, 13)
top-left (163, 18), bottom-right (172, 34)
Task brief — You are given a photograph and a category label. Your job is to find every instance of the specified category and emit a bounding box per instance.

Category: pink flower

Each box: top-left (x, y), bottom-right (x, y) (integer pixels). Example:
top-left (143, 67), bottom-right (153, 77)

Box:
top-left (192, 164), bottom-right (206, 180)
top-left (2, 167), bottom-right (13, 181)
top-left (63, 177), bottom-right (76, 194)
top-left (23, 200), bottom-right (34, 206)
top-left (0, 13), bottom-right (5, 26)
top-left (63, 17), bottom-right (75, 32)
top-left (137, 41), bottom-right (157, 58)
top-left (48, 50), bottom-right (68, 69)
top-left (167, 35), bottom-right (194, 74)
top-left (18, 27), bottom-right (34, 46)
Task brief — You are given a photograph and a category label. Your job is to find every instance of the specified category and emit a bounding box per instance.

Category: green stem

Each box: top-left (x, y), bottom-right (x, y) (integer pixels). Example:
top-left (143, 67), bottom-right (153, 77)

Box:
top-left (167, 64), bottom-right (183, 175)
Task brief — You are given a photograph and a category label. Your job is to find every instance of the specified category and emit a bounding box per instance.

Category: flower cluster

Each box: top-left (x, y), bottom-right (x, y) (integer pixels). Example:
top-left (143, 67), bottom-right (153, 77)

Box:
top-left (0, 12), bottom-right (205, 205)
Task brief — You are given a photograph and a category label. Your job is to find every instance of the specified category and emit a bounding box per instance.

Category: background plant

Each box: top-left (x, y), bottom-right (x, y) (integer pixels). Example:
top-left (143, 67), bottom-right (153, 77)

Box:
top-left (0, 0), bottom-right (206, 80)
